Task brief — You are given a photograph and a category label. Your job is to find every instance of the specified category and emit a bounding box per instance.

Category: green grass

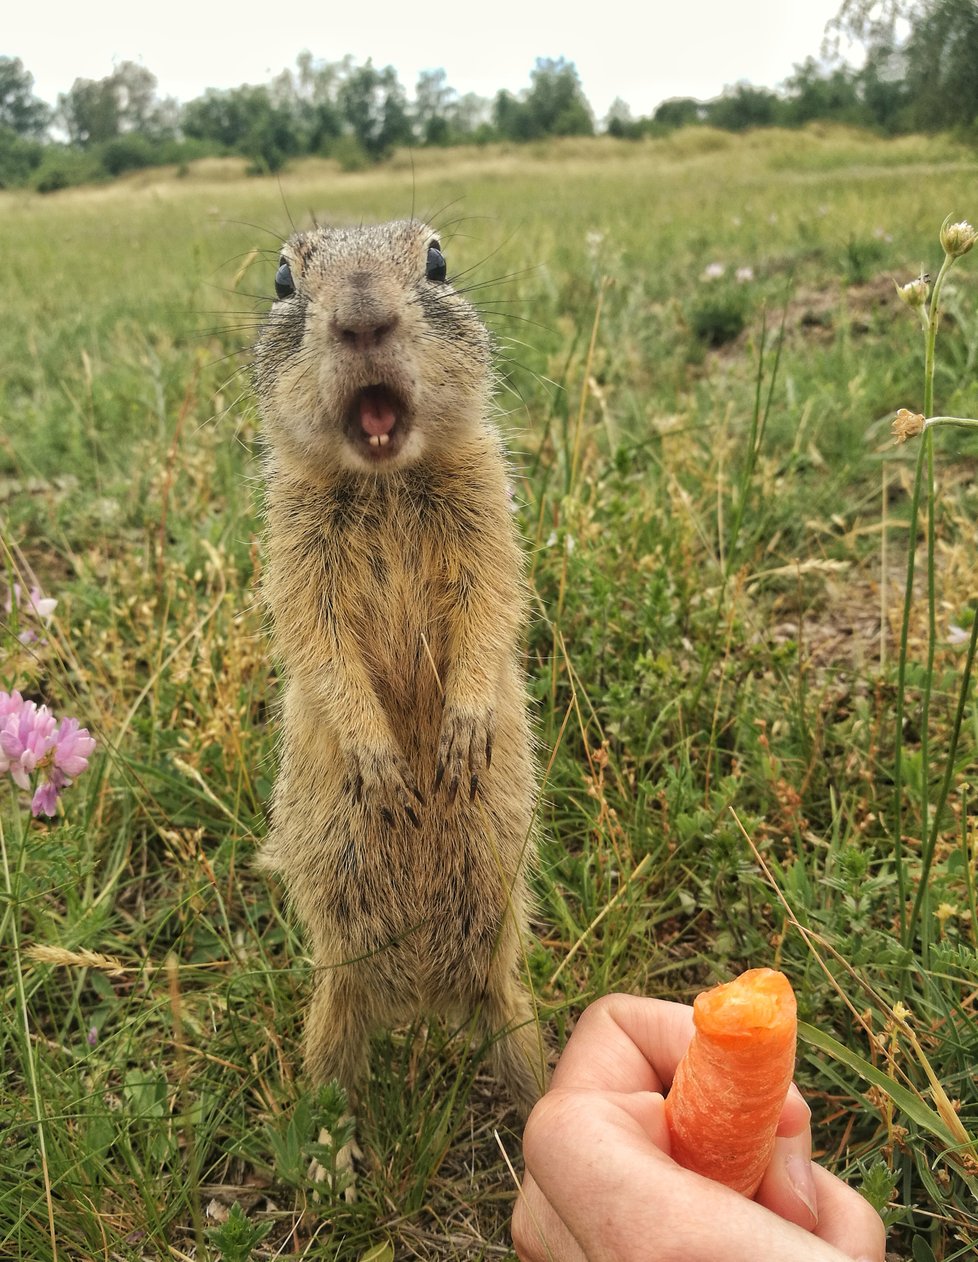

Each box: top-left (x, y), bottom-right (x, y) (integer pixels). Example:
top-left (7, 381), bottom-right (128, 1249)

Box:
top-left (2, 125), bottom-right (978, 1260)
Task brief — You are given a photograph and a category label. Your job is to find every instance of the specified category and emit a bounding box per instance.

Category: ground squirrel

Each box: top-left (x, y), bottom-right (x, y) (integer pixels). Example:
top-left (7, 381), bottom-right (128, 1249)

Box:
top-left (253, 219), bottom-right (545, 1154)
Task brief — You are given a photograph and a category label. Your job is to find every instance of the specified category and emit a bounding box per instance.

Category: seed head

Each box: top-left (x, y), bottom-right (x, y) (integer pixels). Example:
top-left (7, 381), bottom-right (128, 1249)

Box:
top-left (892, 408), bottom-right (925, 444)
top-left (940, 218), bottom-right (977, 259)
top-left (896, 276), bottom-right (929, 309)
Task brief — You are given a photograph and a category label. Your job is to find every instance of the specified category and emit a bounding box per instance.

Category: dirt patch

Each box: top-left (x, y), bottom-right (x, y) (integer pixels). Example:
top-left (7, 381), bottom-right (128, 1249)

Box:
top-left (707, 272), bottom-right (902, 365)
top-left (767, 574), bottom-right (885, 671)
top-left (783, 273), bottom-right (899, 342)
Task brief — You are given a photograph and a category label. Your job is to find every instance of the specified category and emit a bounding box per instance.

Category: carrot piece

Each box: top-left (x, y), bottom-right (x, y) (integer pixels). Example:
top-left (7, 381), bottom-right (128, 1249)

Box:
top-left (664, 967), bottom-right (797, 1196)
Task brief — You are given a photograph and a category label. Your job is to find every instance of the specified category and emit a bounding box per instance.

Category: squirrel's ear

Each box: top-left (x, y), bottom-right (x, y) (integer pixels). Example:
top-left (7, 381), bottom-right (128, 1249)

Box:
top-left (426, 244), bottom-right (447, 283)
top-left (275, 258), bottom-right (296, 300)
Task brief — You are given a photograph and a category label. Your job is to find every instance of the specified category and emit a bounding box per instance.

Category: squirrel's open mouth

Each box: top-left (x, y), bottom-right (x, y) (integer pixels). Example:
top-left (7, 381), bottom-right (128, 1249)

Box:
top-left (344, 384), bottom-right (410, 461)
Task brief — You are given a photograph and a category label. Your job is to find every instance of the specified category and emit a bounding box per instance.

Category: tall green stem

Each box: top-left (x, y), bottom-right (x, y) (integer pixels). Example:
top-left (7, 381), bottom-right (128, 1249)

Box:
top-left (896, 250), bottom-right (953, 957)
top-left (908, 606), bottom-right (978, 941)
top-left (918, 427), bottom-right (936, 963)
top-left (893, 439), bottom-right (927, 942)
top-left (922, 251), bottom-right (954, 420)
top-left (0, 813), bottom-right (59, 1261)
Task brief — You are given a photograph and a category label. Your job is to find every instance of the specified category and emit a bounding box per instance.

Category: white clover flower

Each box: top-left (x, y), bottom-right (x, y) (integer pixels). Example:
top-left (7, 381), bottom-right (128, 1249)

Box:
top-left (702, 262), bottom-right (725, 281)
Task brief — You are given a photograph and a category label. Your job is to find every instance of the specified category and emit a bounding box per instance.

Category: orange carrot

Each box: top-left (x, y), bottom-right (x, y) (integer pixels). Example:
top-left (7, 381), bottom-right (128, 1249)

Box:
top-left (664, 967), bottom-right (797, 1196)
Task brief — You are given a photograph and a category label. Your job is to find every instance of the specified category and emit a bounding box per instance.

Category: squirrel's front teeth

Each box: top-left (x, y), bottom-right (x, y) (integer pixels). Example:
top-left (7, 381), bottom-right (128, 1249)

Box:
top-left (368, 432), bottom-right (391, 448)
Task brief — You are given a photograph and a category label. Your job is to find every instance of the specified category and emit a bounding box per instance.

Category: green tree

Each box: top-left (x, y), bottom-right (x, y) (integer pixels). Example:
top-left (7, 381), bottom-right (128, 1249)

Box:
top-left (378, 67), bottom-right (413, 152)
top-left (493, 59), bottom-right (594, 141)
top-left (707, 83), bottom-right (784, 131)
top-left (605, 97), bottom-right (640, 138)
top-left (653, 97), bottom-right (705, 129)
top-left (60, 62), bottom-right (169, 147)
top-left (182, 84), bottom-right (299, 170)
top-left (493, 88), bottom-right (532, 140)
top-left (268, 52), bottom-right (344, 154)
top-left (524, 57), bottom-right (594, 137)
top-left (0, 57), bottom-right (50, 137)
top-left (829, 0), bottom-right (977, 132)
top-left (338, 61), bottom-right (411, 160)
top-left (905, 0), bottom-right (978, 129)
top-left (858, 41), bottom-right (911, 131)
top-left (60, 77), bottom-right (120, 145)
top-left (0, 127), bottom-right (44, 186)
top-left (782, 57), bottom-right (861, 124)
top-left (414, 68), bottom-right (455, 145)
top-left (448, 91), bottom-right (491, 139)
top-left (112, 61), bottom-right (160, 133)
top-left (826, 0), bottom-right (916, 50)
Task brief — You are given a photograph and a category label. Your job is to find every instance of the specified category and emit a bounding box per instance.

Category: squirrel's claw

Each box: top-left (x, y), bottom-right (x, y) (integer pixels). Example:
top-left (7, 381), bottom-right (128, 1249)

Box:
top-left (435, 704), bottom-right (494, 802)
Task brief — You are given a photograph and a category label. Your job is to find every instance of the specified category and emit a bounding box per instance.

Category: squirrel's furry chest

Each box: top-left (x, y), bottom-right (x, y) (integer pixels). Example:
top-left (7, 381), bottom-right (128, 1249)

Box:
top-left (278, 475), bottom-right (481, 673)
top-left (333, 556), bottom-right (452, 723)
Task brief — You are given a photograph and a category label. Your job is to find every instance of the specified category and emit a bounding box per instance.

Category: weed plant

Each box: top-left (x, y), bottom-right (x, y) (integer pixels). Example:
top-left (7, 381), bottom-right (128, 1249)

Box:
top-left (2, 128), bottom-right (978, 1260)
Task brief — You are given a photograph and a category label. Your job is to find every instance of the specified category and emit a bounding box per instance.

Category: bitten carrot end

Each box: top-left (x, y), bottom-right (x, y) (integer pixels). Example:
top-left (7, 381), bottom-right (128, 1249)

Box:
top-left (664, 968), bottom-right (797, 1196)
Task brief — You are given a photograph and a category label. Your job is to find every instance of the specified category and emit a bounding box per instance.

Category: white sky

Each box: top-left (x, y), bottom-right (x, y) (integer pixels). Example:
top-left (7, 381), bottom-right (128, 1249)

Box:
top-left (9, 0), bottom-right (857, 120)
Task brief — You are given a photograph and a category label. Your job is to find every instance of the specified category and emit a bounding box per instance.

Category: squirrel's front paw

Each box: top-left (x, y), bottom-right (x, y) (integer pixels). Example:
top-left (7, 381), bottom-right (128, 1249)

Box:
top-left (345, 748), bottom-right (425, 828)
top-left (435, 705), bottom-right (494, 802)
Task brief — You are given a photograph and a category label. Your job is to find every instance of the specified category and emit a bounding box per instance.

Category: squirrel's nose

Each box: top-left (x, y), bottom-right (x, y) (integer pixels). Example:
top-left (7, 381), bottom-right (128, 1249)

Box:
top-left (332, 271), bottom-right (400, 351)
top-left (332, 314), bottom-right (400, 352)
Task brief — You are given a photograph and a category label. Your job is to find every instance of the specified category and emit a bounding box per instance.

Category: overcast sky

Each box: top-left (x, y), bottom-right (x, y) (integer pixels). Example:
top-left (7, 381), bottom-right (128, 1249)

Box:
top-left (9, 0), bottom-right (857, 120)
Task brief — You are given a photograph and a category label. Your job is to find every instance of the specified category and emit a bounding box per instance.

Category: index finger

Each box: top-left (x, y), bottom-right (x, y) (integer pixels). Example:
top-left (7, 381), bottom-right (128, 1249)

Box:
top-left (553, 994), bottom-right (812, 1134)
top-left (551, 993), bottom-right (695, 1094)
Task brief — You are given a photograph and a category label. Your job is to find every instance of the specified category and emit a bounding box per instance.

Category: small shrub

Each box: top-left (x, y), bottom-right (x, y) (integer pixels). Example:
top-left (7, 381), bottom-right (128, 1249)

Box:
top-left (99, 134), bottom-right (156, 176)
top-left (0, 126), bottom-right (44, 188)
top-left (842, 233), bottom-right (888, 283)
top-left (207, 1202), bottom-right (271, 1261)
top-left (687, 284), bottom-right (751, 346)
top-left (330, 134), bottom-right (372, 171)
top-left (32, 146), bottom-right (102, 193)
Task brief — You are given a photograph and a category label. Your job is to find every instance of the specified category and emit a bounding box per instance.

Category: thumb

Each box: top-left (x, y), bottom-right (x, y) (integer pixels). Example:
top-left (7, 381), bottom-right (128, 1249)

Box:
top-left (755, 1125), bottom-right (819, 1231)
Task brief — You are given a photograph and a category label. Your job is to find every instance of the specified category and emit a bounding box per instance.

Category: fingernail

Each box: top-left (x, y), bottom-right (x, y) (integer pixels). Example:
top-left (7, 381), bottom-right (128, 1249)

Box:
top-left (786, 1154), bottom-right (818, 1223)
top-left (786, 1082), bottom-right (811, 1119)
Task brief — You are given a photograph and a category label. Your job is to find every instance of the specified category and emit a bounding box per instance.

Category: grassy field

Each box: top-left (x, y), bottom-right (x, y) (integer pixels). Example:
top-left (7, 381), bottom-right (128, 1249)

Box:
top-left (2, 125), bottom-right (978, 1261)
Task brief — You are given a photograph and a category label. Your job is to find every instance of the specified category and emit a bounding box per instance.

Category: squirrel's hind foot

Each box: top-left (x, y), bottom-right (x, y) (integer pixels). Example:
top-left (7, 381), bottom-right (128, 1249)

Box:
top-left (308, 1122), bottom-right (363, 1204)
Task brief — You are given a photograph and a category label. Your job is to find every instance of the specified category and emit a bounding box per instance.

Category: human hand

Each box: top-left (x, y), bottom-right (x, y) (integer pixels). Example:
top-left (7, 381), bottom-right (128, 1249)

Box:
top-left (512, 994), bottom-right (885, 1262)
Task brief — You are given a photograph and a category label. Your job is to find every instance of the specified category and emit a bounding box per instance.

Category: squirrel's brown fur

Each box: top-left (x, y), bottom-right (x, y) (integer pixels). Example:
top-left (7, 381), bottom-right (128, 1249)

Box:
top-left (254, 219), bottom-right (545, 1128)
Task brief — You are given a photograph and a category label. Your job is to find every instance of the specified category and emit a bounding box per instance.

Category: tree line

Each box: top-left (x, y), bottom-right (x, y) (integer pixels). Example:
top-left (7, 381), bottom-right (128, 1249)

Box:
top-left (0, 0), bottom-right (975, 192)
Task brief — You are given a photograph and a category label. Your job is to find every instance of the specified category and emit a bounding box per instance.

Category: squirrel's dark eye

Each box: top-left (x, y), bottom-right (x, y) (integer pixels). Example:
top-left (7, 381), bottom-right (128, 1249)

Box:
top-left (274, 260), bottom-right (295, 300)
top-left (426, 244), bottom-right (447, 283)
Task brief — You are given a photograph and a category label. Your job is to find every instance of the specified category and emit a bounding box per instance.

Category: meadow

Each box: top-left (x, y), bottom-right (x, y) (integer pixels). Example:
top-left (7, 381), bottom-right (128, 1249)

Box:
top-left (2, 125), bottom-right (978, 1261)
